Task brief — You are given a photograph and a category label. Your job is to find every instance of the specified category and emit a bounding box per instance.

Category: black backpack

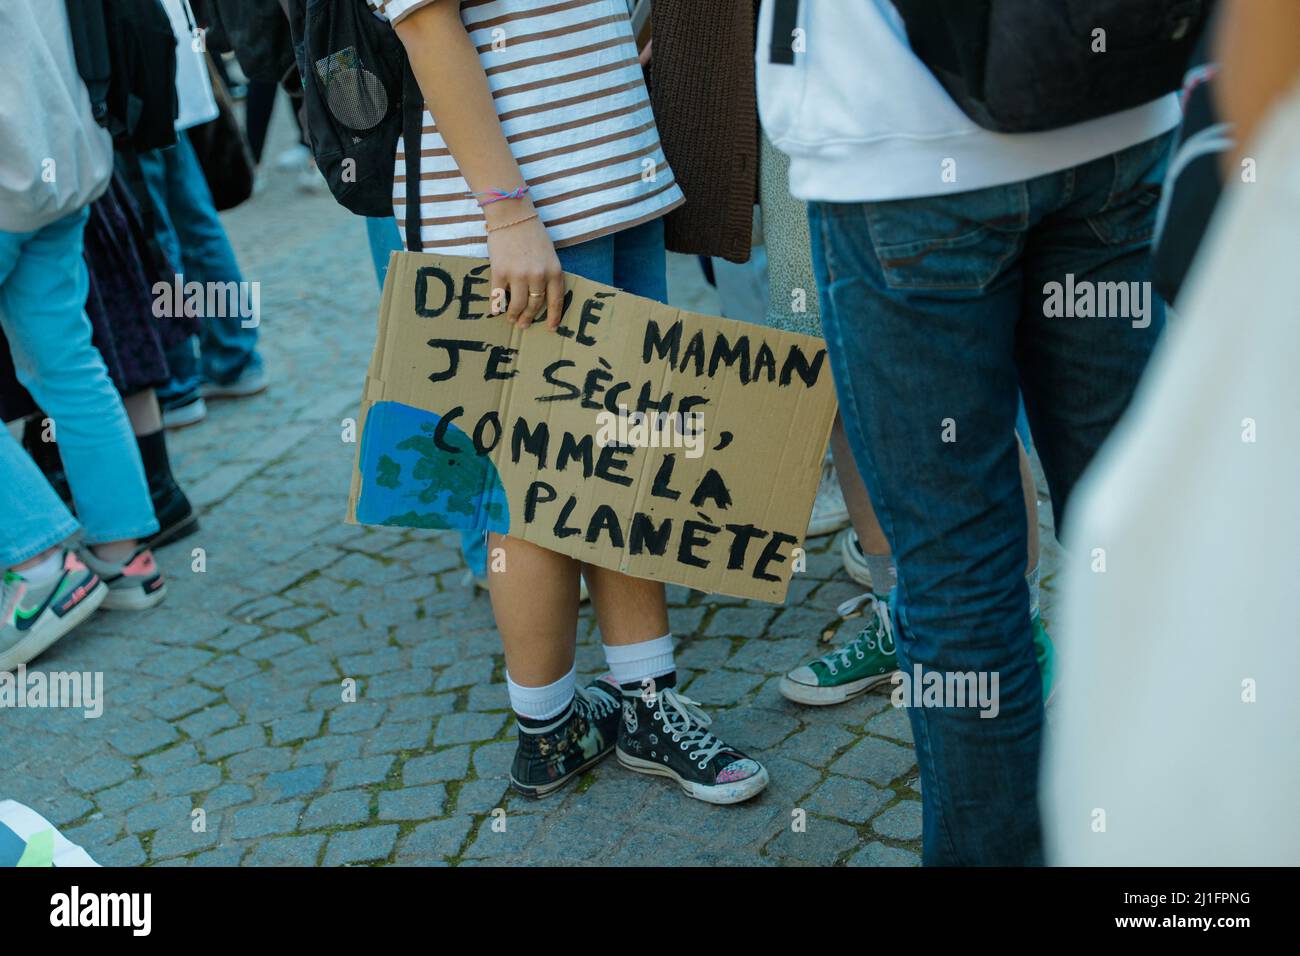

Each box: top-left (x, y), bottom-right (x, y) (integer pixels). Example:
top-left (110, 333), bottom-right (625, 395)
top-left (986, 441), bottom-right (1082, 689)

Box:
top-left (286, 0), bottom-right (424, 242)
top-left (66, 0), bottom-right (179, 152)
top-left (885, 0), bottom-right (1213, 133)
top-left (196, 0), bottom-right (296, 84)
top-left (1151, 30), bottom-right (1229, 307)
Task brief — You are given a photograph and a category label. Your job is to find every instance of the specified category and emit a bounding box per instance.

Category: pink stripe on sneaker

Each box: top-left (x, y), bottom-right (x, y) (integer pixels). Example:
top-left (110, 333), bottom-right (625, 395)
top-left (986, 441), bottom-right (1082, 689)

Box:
top-left (122, 551), bottom-right (157, 576)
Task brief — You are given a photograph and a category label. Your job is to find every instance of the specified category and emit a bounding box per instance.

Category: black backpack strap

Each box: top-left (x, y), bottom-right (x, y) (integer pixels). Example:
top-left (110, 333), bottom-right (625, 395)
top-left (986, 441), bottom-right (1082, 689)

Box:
top-left (114, 146), bottom-right (178, 276)
top-left (768, 0), bottom-right (799, 64)
top-left (65, 0), bottom-right (114, 127)
top-left (401, 63), bottom-right (424, 253)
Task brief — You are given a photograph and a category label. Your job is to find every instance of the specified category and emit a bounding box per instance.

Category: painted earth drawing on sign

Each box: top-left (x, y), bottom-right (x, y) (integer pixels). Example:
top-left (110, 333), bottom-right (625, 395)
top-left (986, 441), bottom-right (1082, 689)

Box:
top-left (355, 401), bottom-right (509, 533)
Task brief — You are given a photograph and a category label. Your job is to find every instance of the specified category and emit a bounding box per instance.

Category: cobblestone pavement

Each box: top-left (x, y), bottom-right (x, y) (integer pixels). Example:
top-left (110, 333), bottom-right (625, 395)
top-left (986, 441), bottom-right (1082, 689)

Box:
top-left (0, 118), bottom-right (1061, 868)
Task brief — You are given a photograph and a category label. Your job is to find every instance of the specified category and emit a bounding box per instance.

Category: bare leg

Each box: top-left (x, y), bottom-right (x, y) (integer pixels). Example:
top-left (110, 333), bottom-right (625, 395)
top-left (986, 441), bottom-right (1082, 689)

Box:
top-left (123, 389), bottom-right (163, 437)
top-left (487, 532), bottom-right (581, 686)
top-left (581, 565), bottom-right (669, 647)
top-left (829, 414), bottom-right (889, 553)
top-left (88, 539), bottom-right (140, 562)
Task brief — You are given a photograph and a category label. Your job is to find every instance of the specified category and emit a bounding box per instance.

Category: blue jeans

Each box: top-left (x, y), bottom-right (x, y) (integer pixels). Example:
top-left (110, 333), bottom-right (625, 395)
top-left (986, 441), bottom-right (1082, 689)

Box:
top-left (138, 131), bottom-right (263, 403)
top-left (0, 210), bottom-right (158, 567)
top-left (809, 132), bottom-right (1173, 865)
top-left (365, 215), bottom-right (402, 289)
top-left (556, 217), bottom-right (668, 304)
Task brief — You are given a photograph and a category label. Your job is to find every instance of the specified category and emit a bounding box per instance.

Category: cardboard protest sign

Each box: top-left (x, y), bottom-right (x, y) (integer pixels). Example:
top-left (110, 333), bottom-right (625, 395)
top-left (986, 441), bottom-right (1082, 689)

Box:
top-left (347, 253), bottom-right (838, 602)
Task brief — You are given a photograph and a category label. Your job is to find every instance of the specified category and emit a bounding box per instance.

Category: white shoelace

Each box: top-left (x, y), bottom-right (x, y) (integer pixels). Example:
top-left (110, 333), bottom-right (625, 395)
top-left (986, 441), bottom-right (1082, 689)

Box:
top-left (823, 593), bottom-right (895, 674)
top-left (575, 683), bottom-right (618, 721)
top-left (836, 591), bottom-right (875, 617)
top-left (655, 688), bottom-right (726, 765)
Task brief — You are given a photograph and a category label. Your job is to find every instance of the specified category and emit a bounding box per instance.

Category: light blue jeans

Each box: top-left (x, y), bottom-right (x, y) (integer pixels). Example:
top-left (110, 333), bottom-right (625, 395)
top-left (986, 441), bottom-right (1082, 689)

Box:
top-left (0, 209), bottom-right (158, 568)
top-left (138, 131), bottom-right (263, 404)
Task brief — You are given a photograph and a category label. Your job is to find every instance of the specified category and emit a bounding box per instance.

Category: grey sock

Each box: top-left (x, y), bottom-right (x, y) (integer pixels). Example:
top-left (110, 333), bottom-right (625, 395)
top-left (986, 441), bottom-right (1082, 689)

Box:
top-left (863, 551), bottom-right (897, 599)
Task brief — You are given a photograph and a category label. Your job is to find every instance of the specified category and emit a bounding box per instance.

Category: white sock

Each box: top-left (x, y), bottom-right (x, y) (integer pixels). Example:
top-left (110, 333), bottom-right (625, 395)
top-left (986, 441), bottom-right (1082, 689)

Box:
top-left (18, 550), bottom-right (63, 586)
top-left (506, 664), bottom-right (575, 721)
top-left (603, 633), bottom-right (675, 688)
top-left (1026, 564), bottom-right (1041, 619)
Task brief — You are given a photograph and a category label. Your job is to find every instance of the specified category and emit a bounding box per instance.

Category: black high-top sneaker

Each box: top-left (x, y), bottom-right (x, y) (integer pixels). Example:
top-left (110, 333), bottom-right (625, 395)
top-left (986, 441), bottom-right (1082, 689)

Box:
top-left (137, 430), bottom-right (199, 548)
top-left (509, 678), bottom-right (622, 799)
top-left (617, 685), bottom-right (769, 804)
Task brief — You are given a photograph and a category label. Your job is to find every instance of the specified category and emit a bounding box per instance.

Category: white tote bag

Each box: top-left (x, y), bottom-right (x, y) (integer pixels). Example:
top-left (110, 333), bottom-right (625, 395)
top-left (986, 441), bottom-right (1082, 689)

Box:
top-left (1044, 81), bottom-right (1300, 866)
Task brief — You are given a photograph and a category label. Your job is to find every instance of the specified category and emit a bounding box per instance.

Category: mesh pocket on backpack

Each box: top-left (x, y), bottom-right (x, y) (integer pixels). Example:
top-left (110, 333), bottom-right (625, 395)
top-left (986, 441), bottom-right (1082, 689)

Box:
top-left (314, 45), bottom-right (388, 132)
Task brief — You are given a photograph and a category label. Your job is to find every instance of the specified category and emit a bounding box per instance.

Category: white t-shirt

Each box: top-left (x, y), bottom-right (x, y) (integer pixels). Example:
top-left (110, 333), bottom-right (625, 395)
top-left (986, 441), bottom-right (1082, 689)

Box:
top-left (369, 0), bottom-right (683, 255)
top-left (757, 0), bottom-right (1183, 202)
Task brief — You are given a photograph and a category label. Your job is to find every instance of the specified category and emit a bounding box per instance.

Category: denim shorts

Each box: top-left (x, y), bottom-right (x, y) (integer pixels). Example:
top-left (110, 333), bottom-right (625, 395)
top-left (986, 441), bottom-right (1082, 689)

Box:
top-left (555, 217), bottom-right (668, 304)
top-left (462, 216), bottom-right (669, 574)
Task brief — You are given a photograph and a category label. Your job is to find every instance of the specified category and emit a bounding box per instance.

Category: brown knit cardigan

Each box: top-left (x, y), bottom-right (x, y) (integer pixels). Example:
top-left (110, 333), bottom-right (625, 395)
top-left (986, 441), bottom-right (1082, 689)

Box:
top-left (650, 0), bottom-right (759, 264)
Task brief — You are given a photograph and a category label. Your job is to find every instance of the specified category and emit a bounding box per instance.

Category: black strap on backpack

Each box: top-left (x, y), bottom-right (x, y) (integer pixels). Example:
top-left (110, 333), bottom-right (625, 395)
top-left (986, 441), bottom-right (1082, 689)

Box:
top-left (402, 64), bottom-right (424, 253)
top-left (114, 0), bottom-right (179, 152)
top-left (66, 0), bottom-right (179, 151)
top-left (1151, 29), bottom-right (1228, 307)
top-left (65, 0), bottom-right (113, 128)
top-left (768, 0), bottom-right (799, 65)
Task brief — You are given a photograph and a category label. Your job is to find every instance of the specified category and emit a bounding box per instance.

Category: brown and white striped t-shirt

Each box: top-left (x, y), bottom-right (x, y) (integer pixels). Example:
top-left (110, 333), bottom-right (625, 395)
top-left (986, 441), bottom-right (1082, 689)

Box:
top-left (368, 0), bottom-right (684, 255)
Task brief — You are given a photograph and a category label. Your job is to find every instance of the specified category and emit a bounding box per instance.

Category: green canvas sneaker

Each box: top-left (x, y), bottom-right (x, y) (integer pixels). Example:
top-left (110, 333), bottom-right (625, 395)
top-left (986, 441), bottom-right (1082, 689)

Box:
top-left (780, 595), bottom-right (1058, 708)
top-left (780, 594), bottom-right (898, 706)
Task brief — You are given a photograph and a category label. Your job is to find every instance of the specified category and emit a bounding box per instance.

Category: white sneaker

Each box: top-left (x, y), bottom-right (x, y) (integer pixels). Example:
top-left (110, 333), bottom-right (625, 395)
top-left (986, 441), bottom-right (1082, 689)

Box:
top-left (201, 365), bottom-right (268, 400)
top-left (807, 455), bottom-right (850, 538)
top-left (297, 160), bottom-right (325, 194)
top-left (161, 395), bottom-right (207, 430)
top-left (273, 143), bottom-right (312, 170)
top-left (0, 552), bottom-right (108, 671)
top-left (839, 529), bottom-right (873, 588)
